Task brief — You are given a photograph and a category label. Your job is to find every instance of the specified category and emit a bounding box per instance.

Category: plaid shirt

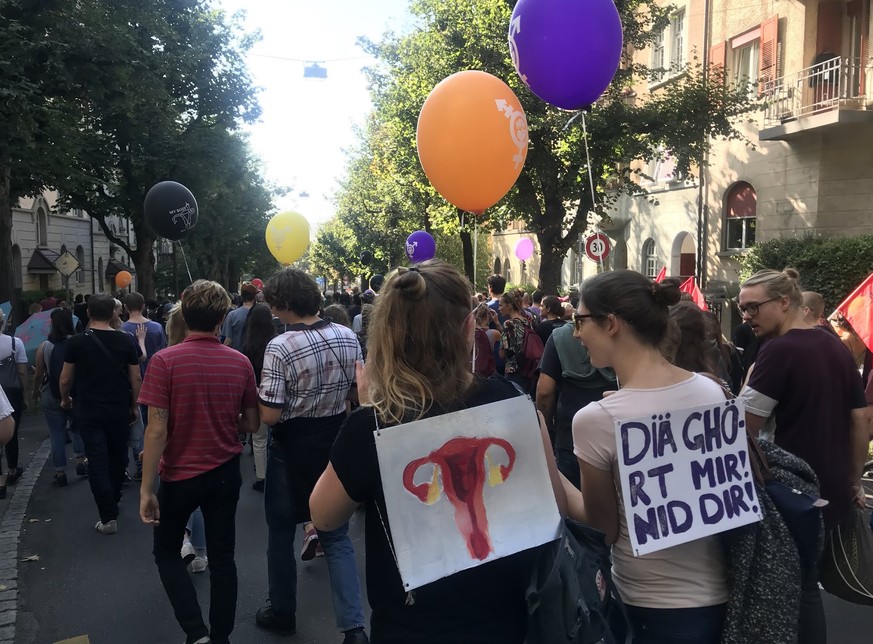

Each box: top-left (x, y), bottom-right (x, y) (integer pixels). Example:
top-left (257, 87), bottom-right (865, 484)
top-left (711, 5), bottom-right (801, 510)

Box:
top-left (259, 319), bottom-right (362, 420)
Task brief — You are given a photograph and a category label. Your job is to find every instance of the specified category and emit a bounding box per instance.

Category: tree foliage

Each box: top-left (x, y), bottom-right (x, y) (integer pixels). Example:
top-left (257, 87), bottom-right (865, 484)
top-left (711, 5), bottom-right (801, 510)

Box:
top-left (738, 234), bottom-right (873, 312)
top-left (320, 0), bottom-right (759, 292)
top-left (1, 0), bottom-right (273, 301)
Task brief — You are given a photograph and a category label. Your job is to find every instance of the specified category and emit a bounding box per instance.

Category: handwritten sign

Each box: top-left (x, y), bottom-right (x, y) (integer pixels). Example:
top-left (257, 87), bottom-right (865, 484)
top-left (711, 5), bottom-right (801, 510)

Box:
top-left (615, 399), bottom-right (762, 557)
top-left (375, 396), bottom-right (561, 590)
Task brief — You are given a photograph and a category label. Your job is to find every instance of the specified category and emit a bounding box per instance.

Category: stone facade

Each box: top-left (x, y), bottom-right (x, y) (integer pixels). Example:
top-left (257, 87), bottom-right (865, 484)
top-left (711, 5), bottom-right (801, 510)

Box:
top-left (10, 192), bottom-right (137, 301)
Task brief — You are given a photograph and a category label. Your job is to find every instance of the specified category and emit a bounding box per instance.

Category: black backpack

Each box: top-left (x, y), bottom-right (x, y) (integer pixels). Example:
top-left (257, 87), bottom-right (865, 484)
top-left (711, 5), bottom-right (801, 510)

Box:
top-left (526, 519), bottom-right (630, 644)
top-left (46, 339), bottom-right (67, 400)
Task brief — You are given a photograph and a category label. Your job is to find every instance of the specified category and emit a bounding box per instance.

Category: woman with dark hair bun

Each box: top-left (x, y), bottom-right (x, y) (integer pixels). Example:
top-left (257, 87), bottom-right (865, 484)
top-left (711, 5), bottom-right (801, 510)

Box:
top-left (567, 270), bottom-right (729, 643)
top-left (534, 295), bottom-right (566, 345)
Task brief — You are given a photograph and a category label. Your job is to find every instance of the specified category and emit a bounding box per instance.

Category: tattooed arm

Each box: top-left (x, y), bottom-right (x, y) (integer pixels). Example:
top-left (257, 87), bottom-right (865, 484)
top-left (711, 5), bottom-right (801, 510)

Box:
top-left (139, 406), bottom-right (169, 525)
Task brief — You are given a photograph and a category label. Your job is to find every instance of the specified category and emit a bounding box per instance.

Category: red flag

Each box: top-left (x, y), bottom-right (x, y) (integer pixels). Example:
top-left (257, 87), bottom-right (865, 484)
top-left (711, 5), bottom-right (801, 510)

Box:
top-left (654, 266), bottom-right (666, 283)
top-left (834, 272), bottom-right (873, 353)
top-left (679, 277), bottom-right (707, 310)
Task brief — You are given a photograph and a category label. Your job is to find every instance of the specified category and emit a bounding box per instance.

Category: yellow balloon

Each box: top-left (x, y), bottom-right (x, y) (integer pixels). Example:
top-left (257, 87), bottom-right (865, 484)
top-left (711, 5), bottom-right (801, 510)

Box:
top-left (266, 211), bottom-right (310, 265)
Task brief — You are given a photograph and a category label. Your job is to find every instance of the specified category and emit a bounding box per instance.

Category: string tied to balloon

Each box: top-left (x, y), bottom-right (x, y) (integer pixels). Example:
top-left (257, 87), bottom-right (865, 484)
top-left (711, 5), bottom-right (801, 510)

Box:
top-left (177, 241), bottom-right (194, 284)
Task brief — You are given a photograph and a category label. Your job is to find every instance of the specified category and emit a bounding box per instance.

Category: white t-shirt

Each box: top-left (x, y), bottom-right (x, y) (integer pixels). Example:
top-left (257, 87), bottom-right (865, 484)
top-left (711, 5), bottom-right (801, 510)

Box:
top-left (573, 373), bottom-right (729, 609)
top-left (0, 386), bottom-right (13, 420)
top-left (0, 335), bottom-right (27, 365)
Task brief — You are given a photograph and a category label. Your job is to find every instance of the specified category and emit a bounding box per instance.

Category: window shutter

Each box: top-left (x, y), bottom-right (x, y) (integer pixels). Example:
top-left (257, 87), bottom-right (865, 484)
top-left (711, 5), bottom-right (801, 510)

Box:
top-left (708, 41), bottom-right (726, 84)
top-left (759, 16), bottom-right (779, 95)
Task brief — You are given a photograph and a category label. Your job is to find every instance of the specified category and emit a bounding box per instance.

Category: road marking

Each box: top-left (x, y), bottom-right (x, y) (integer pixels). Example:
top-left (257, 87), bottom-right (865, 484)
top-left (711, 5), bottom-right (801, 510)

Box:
top-left (55, 637), bottom-right (90, 644)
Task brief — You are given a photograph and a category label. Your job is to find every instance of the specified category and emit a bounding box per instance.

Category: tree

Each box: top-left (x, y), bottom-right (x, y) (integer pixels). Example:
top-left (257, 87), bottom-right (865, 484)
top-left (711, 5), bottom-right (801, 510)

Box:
top-left (55, 0), bottom-right (261, 298)
top-left (336, 0), bottom-right (758, 292)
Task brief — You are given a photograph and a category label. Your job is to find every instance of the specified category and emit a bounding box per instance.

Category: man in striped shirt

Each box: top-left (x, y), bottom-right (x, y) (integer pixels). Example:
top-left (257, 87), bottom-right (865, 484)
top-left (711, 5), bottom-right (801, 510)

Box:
top-left (139, 280), bottom-right (259, 644)
top-left (255, 268), bottom-right (368, 644)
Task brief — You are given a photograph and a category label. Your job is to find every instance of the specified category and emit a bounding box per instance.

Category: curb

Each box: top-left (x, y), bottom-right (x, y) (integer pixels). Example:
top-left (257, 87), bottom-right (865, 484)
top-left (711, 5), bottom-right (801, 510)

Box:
top-left (0, 438), bottom-right (50, 644)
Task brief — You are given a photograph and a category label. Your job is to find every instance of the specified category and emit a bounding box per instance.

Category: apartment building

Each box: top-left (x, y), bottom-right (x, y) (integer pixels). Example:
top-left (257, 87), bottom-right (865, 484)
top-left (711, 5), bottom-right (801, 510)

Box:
top-left (10, 192), bottom-right (137, 300)
top-left (493, 0), bottom-right (873, 315)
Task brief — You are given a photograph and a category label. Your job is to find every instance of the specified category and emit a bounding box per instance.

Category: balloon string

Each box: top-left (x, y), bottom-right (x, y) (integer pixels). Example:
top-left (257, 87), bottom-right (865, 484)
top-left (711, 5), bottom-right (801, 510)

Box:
top-left (177, 241), bottom-right (194, 284)
top-left (580, 111), bottom-right (604, 273)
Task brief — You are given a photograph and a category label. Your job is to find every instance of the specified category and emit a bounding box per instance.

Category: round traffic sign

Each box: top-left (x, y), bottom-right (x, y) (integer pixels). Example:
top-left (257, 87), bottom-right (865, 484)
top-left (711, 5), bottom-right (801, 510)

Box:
top-left (584, 233), bottom-right (611, 262)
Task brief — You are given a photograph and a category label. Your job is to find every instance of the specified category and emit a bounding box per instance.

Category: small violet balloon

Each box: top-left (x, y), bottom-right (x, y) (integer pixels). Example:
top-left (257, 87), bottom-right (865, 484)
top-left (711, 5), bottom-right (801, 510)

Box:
top-left (515, 238), bottom-right (535, 262)
top-left (144, 181), bottom-right (199, 241)
top-left (405, 231), bottom-right (436, 263)
top-left (509, 0), bottom-right (624, 110)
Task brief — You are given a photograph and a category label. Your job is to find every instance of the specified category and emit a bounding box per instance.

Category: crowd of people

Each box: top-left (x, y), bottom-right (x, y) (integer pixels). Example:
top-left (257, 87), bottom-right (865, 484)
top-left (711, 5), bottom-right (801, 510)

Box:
top-left (0, 261), bottom-right (870, 644)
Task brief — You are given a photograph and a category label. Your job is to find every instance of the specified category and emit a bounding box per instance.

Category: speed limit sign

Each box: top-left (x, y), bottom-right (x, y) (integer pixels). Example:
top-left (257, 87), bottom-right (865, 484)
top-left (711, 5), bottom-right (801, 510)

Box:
top-left (584, 233), bottom-right (611, 262)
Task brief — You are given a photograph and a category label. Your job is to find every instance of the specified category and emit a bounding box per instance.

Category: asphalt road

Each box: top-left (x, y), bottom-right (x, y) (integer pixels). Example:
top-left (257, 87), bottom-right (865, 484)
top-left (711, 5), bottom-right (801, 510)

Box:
top-left (6, 412), bottom-right (873, 643)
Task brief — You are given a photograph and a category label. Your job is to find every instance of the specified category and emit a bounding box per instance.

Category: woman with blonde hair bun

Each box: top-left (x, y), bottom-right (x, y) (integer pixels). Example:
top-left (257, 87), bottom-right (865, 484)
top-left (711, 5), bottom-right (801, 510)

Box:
top-left (311, 260), bottom-right (565, 644)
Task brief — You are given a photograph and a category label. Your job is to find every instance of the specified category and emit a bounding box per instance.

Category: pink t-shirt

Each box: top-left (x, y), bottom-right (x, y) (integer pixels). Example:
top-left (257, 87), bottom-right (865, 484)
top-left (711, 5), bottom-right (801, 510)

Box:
top-left (139, 335), bottom-right (258, 482)
top-left (573, 373), bottom-right (729, 609)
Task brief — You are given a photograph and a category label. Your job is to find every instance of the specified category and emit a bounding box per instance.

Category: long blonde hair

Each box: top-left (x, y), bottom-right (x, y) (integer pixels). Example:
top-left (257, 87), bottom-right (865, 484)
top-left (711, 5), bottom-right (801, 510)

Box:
top-left (165, 303), bottom-right (188, 346)
top-left (366, 260), bottom-right (474, 425)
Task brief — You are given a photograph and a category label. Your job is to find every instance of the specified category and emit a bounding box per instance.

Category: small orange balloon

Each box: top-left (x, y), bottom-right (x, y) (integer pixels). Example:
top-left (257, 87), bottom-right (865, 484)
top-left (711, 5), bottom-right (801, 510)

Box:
top-left (417, 70), bottom-right (528, 214)
top-left (116, 270), bottom-right (132, 288)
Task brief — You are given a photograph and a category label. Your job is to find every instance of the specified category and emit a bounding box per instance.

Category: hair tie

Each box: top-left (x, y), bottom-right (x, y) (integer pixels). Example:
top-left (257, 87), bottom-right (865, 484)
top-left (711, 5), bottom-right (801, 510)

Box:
top-left (408, 266), bottom-right (420, 273)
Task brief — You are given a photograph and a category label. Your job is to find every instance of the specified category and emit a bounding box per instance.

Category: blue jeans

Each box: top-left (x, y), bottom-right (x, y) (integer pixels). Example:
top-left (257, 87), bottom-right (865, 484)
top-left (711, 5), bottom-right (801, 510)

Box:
top-left (187, 507), bottom-right (206, 551)
top-left (625, 603), bottom-right (726, 644)
top-left (42, 390), bottom-right (84, 471)
top-left (264, 438), bottom-right (365, 631)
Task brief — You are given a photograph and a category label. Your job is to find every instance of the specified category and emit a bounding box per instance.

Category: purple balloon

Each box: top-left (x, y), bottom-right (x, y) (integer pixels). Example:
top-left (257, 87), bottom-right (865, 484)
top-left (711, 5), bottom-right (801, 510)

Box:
top-left (405, 231), bottom-right (436, 263)
top-left (509, 0), bottom-right (623, 110)
top-left (515, 238), bottom-right (534, 261)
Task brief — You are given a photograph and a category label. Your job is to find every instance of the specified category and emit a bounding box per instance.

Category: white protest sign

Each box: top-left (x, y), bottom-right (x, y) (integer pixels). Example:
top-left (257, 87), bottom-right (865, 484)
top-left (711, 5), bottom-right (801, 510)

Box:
top-left (374, 395), bottom-right (561, 591)
top-left (615, 398), bottom-right (762, 557)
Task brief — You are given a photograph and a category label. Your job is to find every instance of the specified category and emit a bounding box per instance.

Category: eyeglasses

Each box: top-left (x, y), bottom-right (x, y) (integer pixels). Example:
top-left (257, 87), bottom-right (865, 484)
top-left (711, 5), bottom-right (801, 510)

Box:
top-left (573, 314), bottom-right (597, 332)
top-left (737, 297), bottom-right (781, 316)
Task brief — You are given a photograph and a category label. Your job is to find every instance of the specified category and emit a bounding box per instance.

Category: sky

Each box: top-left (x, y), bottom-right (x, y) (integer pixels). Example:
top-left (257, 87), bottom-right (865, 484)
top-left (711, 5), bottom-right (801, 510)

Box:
top-left (217, 0), bottom-right (414, 231)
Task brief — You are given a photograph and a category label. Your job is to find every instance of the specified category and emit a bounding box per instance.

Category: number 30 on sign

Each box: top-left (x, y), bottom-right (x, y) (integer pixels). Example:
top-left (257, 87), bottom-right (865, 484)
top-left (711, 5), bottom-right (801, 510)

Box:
top-left (585, 233), bottom-right (611, 262)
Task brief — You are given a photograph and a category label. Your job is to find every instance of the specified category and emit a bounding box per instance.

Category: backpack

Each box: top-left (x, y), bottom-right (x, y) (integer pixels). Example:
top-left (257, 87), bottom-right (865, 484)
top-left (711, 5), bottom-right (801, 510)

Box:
top-left (518, 324), bottom-right (545, 379)
top-left (526, 518), bottom-right (630, 644)
top-left (46, 339), bottom-right (67, 400)
top-left (473, 327), bottom-right (496, 376)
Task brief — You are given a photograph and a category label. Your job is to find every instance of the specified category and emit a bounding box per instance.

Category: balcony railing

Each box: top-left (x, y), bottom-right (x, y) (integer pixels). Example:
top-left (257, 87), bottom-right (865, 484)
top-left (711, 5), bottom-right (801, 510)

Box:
top-left (763, 56), bottom-right (866, 128)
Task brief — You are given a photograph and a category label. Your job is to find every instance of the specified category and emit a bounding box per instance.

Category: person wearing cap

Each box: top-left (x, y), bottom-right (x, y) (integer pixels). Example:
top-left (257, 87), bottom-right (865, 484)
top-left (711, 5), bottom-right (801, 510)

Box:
top-left (222, 282), bottom-right (258, 350)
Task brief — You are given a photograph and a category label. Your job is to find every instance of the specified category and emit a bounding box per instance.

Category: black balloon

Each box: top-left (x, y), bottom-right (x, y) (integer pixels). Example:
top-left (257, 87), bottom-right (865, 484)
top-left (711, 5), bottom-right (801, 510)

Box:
top-left (369, 274), bottom-right (385, 293)
top-left (144, 181), bottom-right (199, 241)
top-left (359, 250), bottom-right (373, 264)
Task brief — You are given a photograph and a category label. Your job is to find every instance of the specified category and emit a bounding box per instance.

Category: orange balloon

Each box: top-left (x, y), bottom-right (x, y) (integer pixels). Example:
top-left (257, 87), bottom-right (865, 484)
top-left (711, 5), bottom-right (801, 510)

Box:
top-left (116, 270), bottom-right (132, 288)
top-left (417, 70), bottom-right (528, 214)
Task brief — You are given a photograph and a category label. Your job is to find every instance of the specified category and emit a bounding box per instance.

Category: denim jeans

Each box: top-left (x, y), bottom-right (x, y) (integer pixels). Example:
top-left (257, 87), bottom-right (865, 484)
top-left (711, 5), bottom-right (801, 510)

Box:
top-left (799, 563), bottom-right (826, 643)
top-left (153, 455), bottom-right (241, 644)
top-left (42, 390), bottom-right (84, 471)
top-left (78, 416), bottom-right (129, 522)
top-left (264, 437), bottom-right (365, 631)
top-left (186, 507), bottom-right (206, 551)
top-left (624, 603), bottom-right (726, 644)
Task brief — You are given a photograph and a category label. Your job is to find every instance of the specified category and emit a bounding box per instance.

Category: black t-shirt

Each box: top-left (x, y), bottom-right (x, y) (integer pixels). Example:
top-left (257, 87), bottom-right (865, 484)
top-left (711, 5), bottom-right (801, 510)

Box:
top-left (64, 329), bottom-right (139, 420)
top-left (534, 318), bottom-right (566, 346)
top-left (331, 377), bottom-right (535, 644)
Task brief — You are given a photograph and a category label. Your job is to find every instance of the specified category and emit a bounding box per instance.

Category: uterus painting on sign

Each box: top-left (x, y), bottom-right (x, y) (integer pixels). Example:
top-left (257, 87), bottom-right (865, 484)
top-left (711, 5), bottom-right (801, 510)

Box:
top-left (374, 395), bottom-right (561, 591)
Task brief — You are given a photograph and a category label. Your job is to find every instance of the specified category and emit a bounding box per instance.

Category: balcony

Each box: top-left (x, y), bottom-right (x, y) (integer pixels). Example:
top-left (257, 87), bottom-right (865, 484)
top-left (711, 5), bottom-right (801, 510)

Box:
top-left (760, 56), bottom-right (873, 141)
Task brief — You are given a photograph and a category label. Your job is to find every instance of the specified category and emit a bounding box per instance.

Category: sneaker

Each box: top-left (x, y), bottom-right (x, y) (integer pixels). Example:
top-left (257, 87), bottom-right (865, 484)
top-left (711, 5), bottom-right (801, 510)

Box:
top-left (52, 472), bottom-right (68, 487)
top-left (315, 543), bottom-right (325, 558)
top-left (95, 520), bottom-right (118, 535)
top-left (191, 637), bottom-right (211, 644)
top-left (123, 470), bottom-right (132, 485)
top-left (133, 467), bottom-right (143, 482)
top-left (191, 556), bottom-right (208, 573)
top-left (76, 460), bottom-right (88, 477)
top-left (255, 605), bottom-right (296, 635)
top-left (181, 539), bottom-right (196, 564)
top-left (6, 469), bottom-right (22, 486)
top-left (300, 527), bottom-right (319, 561)
top-left (252, 479), bottom-right (265, 492)
top-left (342, 629), bottom-right (370, 644)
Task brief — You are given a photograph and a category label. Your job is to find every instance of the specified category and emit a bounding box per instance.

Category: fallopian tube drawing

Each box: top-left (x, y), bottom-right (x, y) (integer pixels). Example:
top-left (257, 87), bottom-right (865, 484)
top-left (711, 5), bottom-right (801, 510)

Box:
top-left (402, 436), bottom-right (516, 560)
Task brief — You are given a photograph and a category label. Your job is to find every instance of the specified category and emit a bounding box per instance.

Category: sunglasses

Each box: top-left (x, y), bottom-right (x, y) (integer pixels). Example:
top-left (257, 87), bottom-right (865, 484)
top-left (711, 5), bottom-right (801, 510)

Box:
top-left (573, 313), bottom-right (597, 332)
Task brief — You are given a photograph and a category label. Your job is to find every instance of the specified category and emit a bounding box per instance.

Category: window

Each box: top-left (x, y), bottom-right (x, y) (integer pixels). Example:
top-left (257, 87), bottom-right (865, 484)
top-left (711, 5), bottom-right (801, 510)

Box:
top-left (724, 182), bottom-right (757, 250)
top-left (76, 245), bottom-right (85, 283)
top-left (37, 208), bottom-right (48, 247)
top-left (651, 9), bottom-right (686, 83)
top-left (98, 257), bottom-right (104, 292)
top-left (732, 40), bottom-right (760, 98)
top-left (494, 257), bottom-right (502, 276)
top-left (670, 10), bottom-right (685, 70)
top-left (504, 258), bottom-right (512, 284)
top-left (642, 239), bottom-right (658, 278)
top-left (643, 149), bottom-right (679, 185)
